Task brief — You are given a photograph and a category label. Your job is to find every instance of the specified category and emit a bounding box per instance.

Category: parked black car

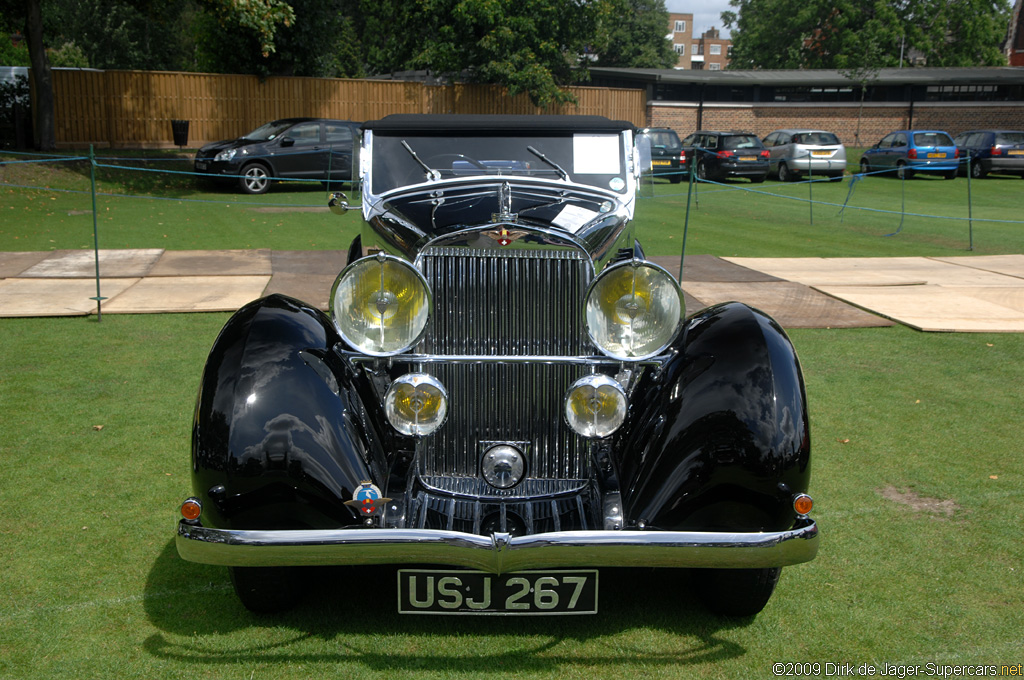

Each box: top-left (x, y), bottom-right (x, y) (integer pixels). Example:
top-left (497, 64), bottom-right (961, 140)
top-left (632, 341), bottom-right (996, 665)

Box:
top-left (176, 114), bottom-right (819, 617)
top-left (638, 127), bottom-right (686, 183)
top-left (953, 129), bottom-right (1024, 179)
top-left (683, 131), bottom-right (770, 183)
top-left (193, 118), bottom-right (361, 194)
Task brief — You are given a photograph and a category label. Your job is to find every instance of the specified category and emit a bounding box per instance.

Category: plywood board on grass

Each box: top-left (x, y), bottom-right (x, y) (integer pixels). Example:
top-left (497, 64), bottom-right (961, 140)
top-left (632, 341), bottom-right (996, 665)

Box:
top-left (20, 249), bottom-right (164, 278)
top-left (102, 276), bottom-right (270, 314)
top-left (0, 278), bottom-right (139, 317)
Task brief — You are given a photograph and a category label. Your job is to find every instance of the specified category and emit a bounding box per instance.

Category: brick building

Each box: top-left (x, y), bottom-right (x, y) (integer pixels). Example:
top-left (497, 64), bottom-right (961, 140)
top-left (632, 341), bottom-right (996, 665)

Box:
top-left (667, 12), bottom-right (731, 70)
top-left (589, 66), bottom-right (1024, 145)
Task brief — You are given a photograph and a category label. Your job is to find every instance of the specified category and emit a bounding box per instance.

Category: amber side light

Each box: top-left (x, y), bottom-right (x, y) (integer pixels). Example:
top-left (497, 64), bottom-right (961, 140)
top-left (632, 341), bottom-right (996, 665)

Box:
top-left (180, 498), bottom-right (202, 521)
top-left (793, 494), bottom-right (813, 516)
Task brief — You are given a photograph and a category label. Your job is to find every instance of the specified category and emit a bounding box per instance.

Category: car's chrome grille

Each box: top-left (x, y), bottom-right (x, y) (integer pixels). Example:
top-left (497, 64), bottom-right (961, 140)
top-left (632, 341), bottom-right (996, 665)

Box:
top-left (415, 245), bottom-right (594, 495)
top-left (418, 246), bottom-right (591, 356)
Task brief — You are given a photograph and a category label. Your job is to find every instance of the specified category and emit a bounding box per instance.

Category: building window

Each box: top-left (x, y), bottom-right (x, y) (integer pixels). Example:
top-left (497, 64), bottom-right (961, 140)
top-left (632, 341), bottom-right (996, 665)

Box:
top-left (710, 44), bottom-right (722, 55)
top-left (727, 45), bottom-right (733, 56)
top-left (691, 45), bottom-right (698, 55)
top-left (709, 63), bottom-right (722, 70)
top-left (674, 20), bottom-right (686, 33)
top-left (674, 44), bottom-right (686, 54)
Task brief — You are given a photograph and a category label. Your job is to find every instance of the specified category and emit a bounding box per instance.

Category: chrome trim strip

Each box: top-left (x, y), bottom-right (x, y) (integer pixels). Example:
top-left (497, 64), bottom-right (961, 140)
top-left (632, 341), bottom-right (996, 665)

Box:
top-left (344, 353), bottom-right (662, 366)
top-left (177, 520), bottom-right (819, 572)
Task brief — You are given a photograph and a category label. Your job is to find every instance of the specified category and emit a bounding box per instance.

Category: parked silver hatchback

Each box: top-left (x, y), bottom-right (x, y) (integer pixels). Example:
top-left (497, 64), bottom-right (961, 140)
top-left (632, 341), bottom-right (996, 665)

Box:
top-left (762, 129), bottom-right (846, 182)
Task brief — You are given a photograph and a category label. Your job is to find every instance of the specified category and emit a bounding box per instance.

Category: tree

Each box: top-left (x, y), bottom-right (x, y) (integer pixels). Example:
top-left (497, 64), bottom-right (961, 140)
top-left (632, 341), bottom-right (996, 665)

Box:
top-left (592, 0), bottom-right (678, 69)
top-left (722, 0), bottom-right (1010, 70)
top-left (358, 0), bottom-right (605, 108)
top-left (197, 0), bottom-right (363, 77)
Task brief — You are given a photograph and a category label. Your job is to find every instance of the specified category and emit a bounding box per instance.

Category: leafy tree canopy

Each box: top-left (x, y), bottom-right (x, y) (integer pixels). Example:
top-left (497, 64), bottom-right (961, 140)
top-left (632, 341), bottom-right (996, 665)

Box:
top-left (722, 0), bottom-right (1011, 70)
top-left (593, 0), bottom-right (678, 69)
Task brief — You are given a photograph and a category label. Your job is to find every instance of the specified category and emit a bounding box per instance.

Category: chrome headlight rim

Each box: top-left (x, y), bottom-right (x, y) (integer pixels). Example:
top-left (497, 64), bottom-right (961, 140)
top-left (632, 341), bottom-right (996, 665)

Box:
top-left (384, 373), bottom-right (449, 437)
top-left (583, 258), bottom-right (685, 362)
top-left (330, 253), bottom-right (432, 357)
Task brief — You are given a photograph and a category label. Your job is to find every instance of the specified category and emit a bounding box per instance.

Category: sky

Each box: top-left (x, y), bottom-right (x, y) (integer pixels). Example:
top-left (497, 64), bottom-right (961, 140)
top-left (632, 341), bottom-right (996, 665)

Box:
top-left (664, 0), bottom-right (733, 38)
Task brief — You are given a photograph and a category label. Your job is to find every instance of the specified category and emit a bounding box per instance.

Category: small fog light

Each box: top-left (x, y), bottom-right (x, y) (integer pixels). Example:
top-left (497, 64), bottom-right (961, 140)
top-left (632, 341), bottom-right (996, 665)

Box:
top-left (564, 374), bottom-right (627, 438)
top-left (180, 497), bottom-right (202, 521)
top-left (481, 445), bottom-right (526, 490)
top-left (385, 374), bottom-right (448, 436)
top-left (793, 494), bottom-right (814, 516)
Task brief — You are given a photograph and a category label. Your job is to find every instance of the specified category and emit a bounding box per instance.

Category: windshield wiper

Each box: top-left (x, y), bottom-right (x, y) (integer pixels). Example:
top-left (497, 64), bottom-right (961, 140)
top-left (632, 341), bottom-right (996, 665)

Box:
top-left (400, 140), bottom-right (441, 181)
top-left (526, 146), bottom-right (569, 181)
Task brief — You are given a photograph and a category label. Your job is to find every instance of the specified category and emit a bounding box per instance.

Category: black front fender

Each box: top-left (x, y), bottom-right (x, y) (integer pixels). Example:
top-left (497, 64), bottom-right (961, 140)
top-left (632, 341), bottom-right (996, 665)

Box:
top-left (615, 302), bottom-right (811, 532)
top-left (191, 294), bottom-right (389, 530)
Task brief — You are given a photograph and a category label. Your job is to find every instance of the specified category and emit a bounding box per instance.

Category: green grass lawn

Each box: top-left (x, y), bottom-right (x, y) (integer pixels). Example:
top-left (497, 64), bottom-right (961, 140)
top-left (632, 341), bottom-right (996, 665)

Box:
top-left (1, 152), bottom-right (1023, 678)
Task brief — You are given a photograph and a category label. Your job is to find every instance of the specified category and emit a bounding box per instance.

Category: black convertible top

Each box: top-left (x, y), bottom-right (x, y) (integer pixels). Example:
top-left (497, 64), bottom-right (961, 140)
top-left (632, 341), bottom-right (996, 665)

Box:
top-left (363, 114), bottom-right (634, 135)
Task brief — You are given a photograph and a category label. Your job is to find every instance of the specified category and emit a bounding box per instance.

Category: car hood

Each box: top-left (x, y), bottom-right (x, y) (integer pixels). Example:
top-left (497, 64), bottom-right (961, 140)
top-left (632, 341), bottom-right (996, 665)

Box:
top-left (198, 138), bottom-right (266, 155)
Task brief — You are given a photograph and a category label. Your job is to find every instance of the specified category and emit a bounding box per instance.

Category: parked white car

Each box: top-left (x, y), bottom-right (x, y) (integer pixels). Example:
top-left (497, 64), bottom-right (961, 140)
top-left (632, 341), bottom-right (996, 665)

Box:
top-left (762, 129), bottom-right (846, 182)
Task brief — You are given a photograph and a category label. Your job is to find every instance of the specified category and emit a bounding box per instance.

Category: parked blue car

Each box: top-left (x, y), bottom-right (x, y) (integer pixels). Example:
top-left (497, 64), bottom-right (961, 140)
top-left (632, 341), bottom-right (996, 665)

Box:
top-left (859, 130), bottom-right (959, 180)
top-left (953, 129), bottom-right (1024, 179)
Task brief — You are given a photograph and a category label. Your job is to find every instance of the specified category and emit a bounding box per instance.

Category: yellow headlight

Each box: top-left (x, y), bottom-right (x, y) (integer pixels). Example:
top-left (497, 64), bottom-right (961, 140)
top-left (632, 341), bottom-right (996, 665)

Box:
top-left (584, 260), bottom-right (683, 360)
top-left (564, 374), bottom-right (627, 438)
top-left (331, 254), bottom-right (430, 355)
top-left (385, 374), bottom-right (448, 436)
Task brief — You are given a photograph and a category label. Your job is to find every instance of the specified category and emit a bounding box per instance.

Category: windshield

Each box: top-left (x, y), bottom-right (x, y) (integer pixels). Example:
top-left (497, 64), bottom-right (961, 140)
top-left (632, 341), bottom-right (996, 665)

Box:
top-left (722, 135), bottom-right (762, 150)
top-left (793, 132), bottom-right (840, 145)
top-left (243, 121), bottom-right (297, 141)
top-left (369, 132), bottom-right (628, 195)
top-left (996, 132), bottom-right (1024, 145)
top-left (913, 132), bottom-right (954, 147)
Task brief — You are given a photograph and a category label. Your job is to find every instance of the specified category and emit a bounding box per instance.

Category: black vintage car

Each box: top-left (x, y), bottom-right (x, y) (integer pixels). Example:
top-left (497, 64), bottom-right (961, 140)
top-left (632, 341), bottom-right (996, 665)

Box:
top-left (177, 114), bottom-right (818, 617)
top-left (193, 118), bottom-right (360, 194)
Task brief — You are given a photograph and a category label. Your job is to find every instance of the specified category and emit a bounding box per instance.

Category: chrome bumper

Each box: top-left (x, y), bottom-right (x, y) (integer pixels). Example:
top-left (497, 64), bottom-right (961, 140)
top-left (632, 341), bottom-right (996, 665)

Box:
top-left (177, 520), bottom-right (819, 573)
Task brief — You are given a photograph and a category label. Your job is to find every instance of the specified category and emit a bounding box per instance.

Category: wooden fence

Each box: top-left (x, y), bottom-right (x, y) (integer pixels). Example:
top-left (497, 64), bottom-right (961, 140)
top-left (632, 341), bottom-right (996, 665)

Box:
top-left (49, 69), bottom-right (647, 148)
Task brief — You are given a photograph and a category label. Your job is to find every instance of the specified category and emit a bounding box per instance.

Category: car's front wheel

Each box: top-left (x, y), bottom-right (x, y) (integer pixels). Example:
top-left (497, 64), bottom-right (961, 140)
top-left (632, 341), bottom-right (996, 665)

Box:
top-left (970, 161), bottom-right (988, 179)
top-left (692, 567), bottom-right (782, 617)
top-left (696, 160), bottom-right (709, 182)
top-left (896, 161), bottom-right (914, 180)
top-left (777, 162), bottom-right (793, 182)
top-left (229, 566), bottom-right (304, 613)
top-left (239, 163), bottom-right (271, 194)
top-left (859, 158), bottom-right (871, 175)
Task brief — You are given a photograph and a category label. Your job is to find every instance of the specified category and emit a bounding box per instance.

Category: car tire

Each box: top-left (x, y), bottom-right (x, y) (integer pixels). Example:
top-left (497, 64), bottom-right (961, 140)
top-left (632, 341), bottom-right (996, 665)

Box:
top-left (859, 158), bottom-right (871, 175)
top-left (230, 566), bottom-right (304, 613)
top-left (777, 162), bottom-right (790, 182)
top-left (944, 169), bottom-right (958, 180)
top-left (696, 160), bottom-right (708, 182)
top-left (692, 567), bottom-right (782, 617)
top-left (970, 162), bottom-right (987, 179)
top-left (239, 163), bottom-right (271, 194)
top-left (669, 171), bottom-right (683, 184)
top-left (750, 174), bottom-right (766, 184)
top-left (896, 161), bottom-right (913, 180)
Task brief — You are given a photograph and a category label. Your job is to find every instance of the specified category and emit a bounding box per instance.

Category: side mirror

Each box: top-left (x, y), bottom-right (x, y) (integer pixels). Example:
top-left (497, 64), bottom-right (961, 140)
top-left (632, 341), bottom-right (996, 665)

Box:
top-left (328, 192), bottom-right (352, 215)
top-left (280, 137), bottom-right (295, 147)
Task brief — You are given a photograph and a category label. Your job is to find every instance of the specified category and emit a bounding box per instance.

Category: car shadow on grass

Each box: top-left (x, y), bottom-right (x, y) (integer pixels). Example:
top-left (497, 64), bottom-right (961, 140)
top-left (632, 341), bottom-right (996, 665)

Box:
top-left (143, 539), bottom-right (756, 670)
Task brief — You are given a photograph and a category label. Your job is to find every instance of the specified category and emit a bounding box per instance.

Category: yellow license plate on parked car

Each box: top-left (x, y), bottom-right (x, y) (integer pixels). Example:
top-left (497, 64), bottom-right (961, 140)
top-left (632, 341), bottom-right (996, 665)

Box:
top-left (1009, 150), bottom-right (1024, 156)
top-left (811, 151), bottom-right (831, 157)
top-left (652, 160), bottom-right (671, 166)
top-left (739, 156), bottom-right (756, 162)
top-left (927, 153), bottom-right (946, 158)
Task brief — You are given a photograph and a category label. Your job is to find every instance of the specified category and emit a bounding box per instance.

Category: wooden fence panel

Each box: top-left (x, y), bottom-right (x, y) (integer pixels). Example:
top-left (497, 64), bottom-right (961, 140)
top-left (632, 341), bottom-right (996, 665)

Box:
top-left (48, 69), bottom-right (646, 148)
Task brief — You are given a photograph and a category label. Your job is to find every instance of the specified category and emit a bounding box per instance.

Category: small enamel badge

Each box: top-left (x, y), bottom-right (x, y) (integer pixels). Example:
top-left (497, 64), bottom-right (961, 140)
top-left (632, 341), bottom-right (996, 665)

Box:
top-left (344, 482), bottom-right (390, 516)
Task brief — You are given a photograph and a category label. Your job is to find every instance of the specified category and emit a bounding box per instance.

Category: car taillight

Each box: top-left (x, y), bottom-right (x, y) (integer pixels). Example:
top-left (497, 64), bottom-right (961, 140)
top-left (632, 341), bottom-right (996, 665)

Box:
top-left (759, 149), bottom-right (770, 159)
top-left (717, 150), bottom-right (734, 159)
top-left (991, 146), bottom-right (1001, 156)
top-left (954, 148), bottom-right (960, 158)
top-left (680, 150), bottom-right (687, 162)
top-left (908, 149), bottom-right (918, 159)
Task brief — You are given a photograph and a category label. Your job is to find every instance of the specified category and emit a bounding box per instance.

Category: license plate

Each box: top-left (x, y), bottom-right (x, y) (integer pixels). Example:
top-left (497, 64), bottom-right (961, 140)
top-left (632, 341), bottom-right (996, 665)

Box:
top-left (652, 160), bottom-right (671, 166)
top-left (811, 150), bottom-right (831, 157)
top-left (398, 569), bottom-right (598, 615)
top-left (1009, 150), bottom-right (1024, 156)
top-left (195, 161), bottom-right (207, 170)
top-left (739, 156), bottom-right (756, 162)
top-left (927, 153), bottom-right (946, 158)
